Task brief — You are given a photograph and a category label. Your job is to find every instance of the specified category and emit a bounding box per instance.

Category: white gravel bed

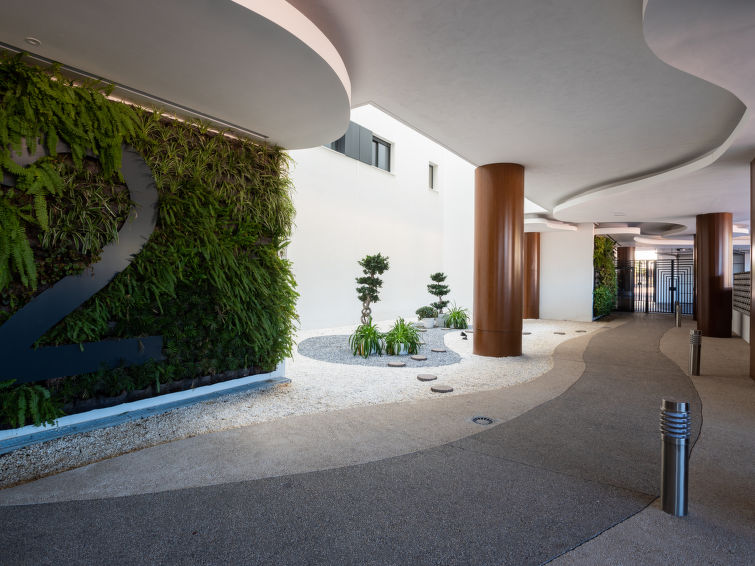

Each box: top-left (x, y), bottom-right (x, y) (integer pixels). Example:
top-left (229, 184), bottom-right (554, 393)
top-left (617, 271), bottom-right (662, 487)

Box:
top-left (0, 318), bottom-right (606, 489)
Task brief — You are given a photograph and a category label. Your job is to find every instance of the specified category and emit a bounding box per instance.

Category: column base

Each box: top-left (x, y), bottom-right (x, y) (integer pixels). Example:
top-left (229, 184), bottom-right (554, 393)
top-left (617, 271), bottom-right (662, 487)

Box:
top-left (472, 328), bottom-right (522, 357)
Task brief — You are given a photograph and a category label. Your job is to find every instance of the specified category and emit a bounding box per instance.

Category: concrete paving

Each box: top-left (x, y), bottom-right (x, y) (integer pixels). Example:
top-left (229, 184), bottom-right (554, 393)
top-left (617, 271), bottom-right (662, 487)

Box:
top-left (0, 314), bottom-right (753, 565)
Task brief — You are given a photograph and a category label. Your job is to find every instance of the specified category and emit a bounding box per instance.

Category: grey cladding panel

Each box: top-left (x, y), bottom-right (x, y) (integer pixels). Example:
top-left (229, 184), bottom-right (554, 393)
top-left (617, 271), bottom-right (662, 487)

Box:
top-left (359, 125), bottom-right (373, 164)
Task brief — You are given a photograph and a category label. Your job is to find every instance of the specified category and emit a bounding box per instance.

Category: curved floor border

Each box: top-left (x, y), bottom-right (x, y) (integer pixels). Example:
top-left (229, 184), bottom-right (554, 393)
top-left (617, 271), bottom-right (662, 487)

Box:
top-left (0, 315), bottom-right (705, 565)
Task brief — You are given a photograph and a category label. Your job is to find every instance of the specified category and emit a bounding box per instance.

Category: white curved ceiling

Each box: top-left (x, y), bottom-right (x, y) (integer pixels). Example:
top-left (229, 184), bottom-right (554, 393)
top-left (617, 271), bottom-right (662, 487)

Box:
top-left (0, 0), bottom-right (351, 148)
top-left (287, 0), bottom-right (746, 219)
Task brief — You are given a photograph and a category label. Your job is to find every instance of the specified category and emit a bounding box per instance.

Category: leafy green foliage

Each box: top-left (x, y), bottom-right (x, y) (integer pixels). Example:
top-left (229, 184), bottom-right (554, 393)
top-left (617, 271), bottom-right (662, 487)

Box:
top-left (593, 236), bottom-right (617, 317)
top-left (446, 304), bottom-right (469, 329)
top-left (0, 53), bottom-right (139, 292)
top-left (355, 252), bottom-right (389, 323)
top-left (427, 272), bottom-right (450, 313)
top-left (0, 379), bottom-right (63, 428)
top-left (384, 317), bottom-right (422, 355)
top-left (348, 318), bottom-right (385, 358)
top-left (415, 306), bottom-right (437, 319)
top-left (0, 58), bottom-right (298, 427)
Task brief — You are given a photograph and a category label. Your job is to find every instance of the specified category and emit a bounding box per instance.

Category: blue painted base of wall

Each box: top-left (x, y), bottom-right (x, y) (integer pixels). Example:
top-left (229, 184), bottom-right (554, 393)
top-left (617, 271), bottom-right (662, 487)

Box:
top-left (0, 363), bottom-right (288, 455)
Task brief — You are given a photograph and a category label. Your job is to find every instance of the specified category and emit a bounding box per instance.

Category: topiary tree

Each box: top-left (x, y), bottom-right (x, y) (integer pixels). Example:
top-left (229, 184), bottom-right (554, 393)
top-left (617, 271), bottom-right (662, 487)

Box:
top-left (428, 272), bottom-right (450, 314)
top-left (356, 253), bottom-right (390, 324)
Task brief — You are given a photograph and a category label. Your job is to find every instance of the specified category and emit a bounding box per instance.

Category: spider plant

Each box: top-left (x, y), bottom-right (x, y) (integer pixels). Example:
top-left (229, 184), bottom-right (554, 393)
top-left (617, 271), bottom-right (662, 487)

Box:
top-left (385, 317), bottom-right (422, 355)
top-left (446, 304), bottom-right (469, 329)
top-left (349, 317), bottom-right (385, 358)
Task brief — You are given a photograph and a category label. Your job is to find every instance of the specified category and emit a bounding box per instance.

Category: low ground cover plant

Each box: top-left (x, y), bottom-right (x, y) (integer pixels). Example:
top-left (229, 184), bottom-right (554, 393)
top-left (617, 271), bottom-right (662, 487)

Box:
top-left (348, 317), bottom-right (384, 358)
top-left (446, 304), bottom-right (469, 329)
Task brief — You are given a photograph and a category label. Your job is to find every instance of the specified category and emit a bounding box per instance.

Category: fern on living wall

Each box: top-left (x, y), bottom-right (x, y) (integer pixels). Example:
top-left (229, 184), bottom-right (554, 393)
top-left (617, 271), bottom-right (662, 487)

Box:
top-left (0, 56), bottom-right (298, 427)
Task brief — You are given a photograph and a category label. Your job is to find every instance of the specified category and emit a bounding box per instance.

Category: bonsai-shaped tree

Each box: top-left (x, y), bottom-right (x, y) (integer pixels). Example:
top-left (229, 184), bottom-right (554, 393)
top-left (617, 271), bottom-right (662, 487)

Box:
top-left (428, 272), bottom-right (450, 314)
top-left (356, 253), bottom-right (390, 324)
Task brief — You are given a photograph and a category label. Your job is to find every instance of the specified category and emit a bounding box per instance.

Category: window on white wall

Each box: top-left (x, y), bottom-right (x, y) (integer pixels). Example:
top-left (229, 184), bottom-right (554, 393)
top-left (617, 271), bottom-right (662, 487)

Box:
top-left (429, 162), bottom-right (438, 190)
top-left (372, 136), bottom-right (391, 171)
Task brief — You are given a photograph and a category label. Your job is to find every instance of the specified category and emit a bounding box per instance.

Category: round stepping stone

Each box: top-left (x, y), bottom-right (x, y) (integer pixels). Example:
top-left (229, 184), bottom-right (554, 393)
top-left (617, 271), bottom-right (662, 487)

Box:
top-left (417, 374), bottom-right (437, 382)
top-left (522, 332), bottom-right (531, 335)
top-left (431, 384), bottom-right (453, 393)
top-left (417, 328), bottom-right (427, 333)
top-left (410, 355), bottom-right (427, 361)
top-left (554, 331), bottom-right (566, 335)
top-left (387, 361), bottom-right (406, 367)
top-left (430, 348), bottom-right (447, 353)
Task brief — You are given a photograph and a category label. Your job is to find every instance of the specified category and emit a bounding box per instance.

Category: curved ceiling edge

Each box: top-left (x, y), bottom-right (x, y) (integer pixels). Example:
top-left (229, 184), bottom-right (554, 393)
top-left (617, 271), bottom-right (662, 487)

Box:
top-left (553, 1), bottom-right (750, 222)
top-left (553, 109), bottom-right (749, 220)
top-left (232, 0), bottom-right (351, 102)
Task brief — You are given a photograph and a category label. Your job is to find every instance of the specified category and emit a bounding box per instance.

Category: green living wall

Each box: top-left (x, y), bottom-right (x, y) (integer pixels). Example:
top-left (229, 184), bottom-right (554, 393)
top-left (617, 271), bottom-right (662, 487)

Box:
top-left (0, 56), bottom-right (297, 428)
top-left (593, 235), bottom-right (616, 317)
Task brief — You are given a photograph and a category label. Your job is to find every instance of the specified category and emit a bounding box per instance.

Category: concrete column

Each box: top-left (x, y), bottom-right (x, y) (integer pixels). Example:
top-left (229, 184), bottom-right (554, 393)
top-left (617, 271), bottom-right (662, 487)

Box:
top-left (696, 212), bottom-right (732, 338)
top-left (523, 232), bottom-right (540, 319)
top-left (616, 246), bottom-right (635, 312)
top-left (473, 163), bottom-right (523, 356)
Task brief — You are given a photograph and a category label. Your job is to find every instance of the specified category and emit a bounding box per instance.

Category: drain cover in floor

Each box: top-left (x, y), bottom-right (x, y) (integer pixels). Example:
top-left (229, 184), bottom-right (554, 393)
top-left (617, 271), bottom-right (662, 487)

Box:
top-left (471, 416), bottom-right (495, 425)
top-left (387, 361), bottom-right (406, 367)
top-left (576, 330), bottom-right (587, 333)
top-left (522, 332), bottom-right (531, 335)
top-left (431, 384), bottom-right (453, 393)
top-left (411, 355), bottom-right (427, 361)
top-left (554, 331), bottom-right (565, 335)
top-left (430, 348), bottom-right (447, 353)
top-left (417, 374), bottom-right (437, 381)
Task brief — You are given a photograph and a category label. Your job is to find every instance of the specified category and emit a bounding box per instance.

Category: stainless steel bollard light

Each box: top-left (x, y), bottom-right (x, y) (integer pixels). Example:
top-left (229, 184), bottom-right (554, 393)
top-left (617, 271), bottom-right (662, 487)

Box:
top-left (675, 302), bottom-right (682, 327)
top-left (660, 399), bottom-right (691, 516)
top-left (689, 330), bottom-right (701, 376)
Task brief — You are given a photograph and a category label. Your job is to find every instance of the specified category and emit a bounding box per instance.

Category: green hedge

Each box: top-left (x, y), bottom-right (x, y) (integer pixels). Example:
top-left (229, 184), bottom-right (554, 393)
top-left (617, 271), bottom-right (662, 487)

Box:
top-left (0, 56), bottom-right (297, 426)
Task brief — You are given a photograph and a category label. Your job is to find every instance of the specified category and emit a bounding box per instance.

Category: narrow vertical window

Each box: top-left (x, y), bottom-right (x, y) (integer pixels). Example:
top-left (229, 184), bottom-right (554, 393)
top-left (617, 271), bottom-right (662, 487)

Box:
top-left (429, 163), bottom-right (438, 190)
top-left (372, 136), bottom-right (391, 171)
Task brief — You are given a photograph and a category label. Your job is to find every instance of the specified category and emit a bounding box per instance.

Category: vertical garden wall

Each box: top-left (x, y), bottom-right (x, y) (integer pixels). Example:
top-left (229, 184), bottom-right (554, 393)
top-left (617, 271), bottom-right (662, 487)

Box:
top-left (593, 236), bottom-right (617, 317)
top-left (0, 56), bottom-right (297, 428)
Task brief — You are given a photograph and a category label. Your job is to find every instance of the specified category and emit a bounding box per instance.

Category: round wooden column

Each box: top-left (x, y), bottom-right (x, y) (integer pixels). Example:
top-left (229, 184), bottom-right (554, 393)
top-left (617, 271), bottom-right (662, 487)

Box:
top-left (696, 212), bottom-right (732, 337)
top-left (473, 163), bottom-right (523, 357)
top-left (523, 232), bottom-right (540, 319)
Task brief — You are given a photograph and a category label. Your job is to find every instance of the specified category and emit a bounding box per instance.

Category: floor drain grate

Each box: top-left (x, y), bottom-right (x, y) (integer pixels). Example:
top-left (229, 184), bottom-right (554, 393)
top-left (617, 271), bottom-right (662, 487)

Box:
top-left (471, 416), bottom-right (495, 426)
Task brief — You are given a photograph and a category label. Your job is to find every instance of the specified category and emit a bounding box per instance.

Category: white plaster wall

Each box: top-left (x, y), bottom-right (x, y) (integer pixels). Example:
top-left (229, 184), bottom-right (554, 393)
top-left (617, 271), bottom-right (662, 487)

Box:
top-left (288, 105), bottom-right (473, 330)
top-left (732, 310), bottom-right (750, 343)
top-left (540, 223), bottom-right (595, 322)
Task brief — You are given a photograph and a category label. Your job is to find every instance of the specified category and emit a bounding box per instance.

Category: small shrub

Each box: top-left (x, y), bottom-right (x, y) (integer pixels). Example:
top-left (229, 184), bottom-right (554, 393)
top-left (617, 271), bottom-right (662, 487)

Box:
top-left (446, 304), bottom-right (469, 329)
top-left (348, 318), bottom-right (384, 358)
top-left (385, 317), bottom-right (422, 355)
top-left (415, 306), bottom-right (437, 319)
top-left (0, 379), bottom-right (64, 428)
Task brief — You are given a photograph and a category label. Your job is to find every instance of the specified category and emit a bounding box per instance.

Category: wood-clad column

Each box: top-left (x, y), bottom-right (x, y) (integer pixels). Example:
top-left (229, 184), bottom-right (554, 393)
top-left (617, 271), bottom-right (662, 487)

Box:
top-left (473, 163), bottom-right (523, 357)
top-left (696, 212), bottom-right (732, 338)
top-left (616, 246), bottom-right (635, 312)
top-left (523, 232), bottom-right (540, 319)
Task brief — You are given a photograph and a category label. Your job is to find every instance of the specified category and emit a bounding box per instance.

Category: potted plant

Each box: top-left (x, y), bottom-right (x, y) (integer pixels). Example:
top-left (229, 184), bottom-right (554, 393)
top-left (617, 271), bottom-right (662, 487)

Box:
top-left (415, 306), bottom-right (438, 329)
top-left (348, 317), bottom-right (385, 358)
top-left (446, 303), bottom-right (469, 329)
top-left (385, 317), bottom-right (422, 355)
top-left (428, 272), bottom-right (450, 327)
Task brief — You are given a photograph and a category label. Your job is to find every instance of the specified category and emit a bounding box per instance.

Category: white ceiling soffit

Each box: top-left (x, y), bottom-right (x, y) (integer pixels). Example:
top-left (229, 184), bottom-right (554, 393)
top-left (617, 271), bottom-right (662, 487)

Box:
top-left (523, 218), bottom-right (577, 233)
top-left (555, 0), bottom-right (755, 227)
top-left (287, 0), bottom-right (744, 213)
top-left (634, 236), bottom-right (694, 247)
top-left (0, 0), bottom-right (351, 148)
top-left (594, 226), bottom-right (641, 236)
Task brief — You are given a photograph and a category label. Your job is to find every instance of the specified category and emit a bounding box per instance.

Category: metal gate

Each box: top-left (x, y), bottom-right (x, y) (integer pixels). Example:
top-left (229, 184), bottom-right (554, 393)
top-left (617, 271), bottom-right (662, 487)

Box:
top-left (615, 259), bottom-right (694, 315)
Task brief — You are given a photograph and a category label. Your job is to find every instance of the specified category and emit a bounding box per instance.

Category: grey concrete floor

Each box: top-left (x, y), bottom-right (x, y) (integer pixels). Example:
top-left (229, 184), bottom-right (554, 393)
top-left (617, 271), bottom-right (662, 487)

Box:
top-left (0, 314), bottom-right (753, 565)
